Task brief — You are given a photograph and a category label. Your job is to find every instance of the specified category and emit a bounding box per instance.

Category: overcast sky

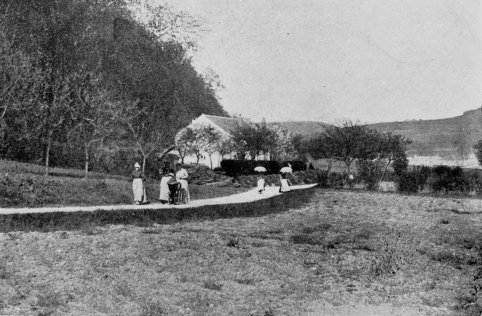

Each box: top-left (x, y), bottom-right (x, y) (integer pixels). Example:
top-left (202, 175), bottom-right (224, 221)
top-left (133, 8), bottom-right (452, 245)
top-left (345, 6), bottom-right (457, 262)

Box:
top-left (153, 0), bottom-right (482, 124)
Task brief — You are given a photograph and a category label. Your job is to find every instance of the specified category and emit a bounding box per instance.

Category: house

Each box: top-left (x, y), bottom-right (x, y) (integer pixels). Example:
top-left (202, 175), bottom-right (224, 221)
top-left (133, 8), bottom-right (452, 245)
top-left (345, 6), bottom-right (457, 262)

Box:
top-left (174, 114), bottom-right (271, 169)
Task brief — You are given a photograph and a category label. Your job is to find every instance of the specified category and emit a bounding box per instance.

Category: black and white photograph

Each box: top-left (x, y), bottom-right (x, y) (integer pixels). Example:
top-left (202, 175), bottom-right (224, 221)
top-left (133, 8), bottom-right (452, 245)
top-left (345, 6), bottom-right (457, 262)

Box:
top-left (0, 0), bottom-right (481, 315)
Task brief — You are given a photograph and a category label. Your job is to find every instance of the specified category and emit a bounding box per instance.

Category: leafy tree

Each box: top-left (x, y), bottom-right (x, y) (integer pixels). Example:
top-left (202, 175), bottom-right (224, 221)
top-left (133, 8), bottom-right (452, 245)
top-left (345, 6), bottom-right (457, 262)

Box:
top-left (377, 132), bottom-right (411, 181)
top-left (68, 73), bottom-right (119, 178)
top-left (231, 123), bottom-right (277, 161)
top-left (202, 126), bottom-right (222, 169)
top-left (176, 126), bottom-right (198, 164)
top-left (309, 121), bottom-right (381, 175)
top-left (269, 124), bottom-right (299, 161)
top-left (0, 0), bottom-right (227, 175)
top-left (474, 140), bottom-right (482, 166)
top-left (175, 124), bottom-right (221, 166)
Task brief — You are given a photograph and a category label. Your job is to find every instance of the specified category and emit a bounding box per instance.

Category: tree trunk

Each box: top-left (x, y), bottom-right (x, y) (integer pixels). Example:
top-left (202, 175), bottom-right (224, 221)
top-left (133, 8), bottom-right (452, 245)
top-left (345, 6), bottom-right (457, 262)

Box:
top-left (142, 155), bottom-right (147, 173)
top-left (209, 154), bottom-right (213, 169)
top-left (379, 158), bottom-right (392, 182)
top-left (84, 144), bottom-right (89, 179)
top-left (45, 132), bottom-right (52, 176)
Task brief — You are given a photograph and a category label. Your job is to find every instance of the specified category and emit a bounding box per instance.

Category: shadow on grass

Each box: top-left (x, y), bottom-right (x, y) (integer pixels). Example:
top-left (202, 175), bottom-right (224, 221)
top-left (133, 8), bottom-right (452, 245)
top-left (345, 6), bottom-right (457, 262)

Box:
top-left (0, 188), bottom-right (317, 233)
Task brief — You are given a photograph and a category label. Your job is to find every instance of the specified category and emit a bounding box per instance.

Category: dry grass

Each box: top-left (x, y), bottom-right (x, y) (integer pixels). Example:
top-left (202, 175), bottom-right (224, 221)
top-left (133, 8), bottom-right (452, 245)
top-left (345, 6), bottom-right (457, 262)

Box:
top-left (0, 189), bottom-right (481, 315)
top-left (0, 159), bottom-right (246, 208)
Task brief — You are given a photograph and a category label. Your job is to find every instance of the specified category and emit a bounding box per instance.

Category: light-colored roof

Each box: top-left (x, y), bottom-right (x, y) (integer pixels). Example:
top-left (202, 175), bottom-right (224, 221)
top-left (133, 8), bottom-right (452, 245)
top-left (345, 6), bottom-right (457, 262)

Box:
top-left (202, 115), bottom-right (251, 136)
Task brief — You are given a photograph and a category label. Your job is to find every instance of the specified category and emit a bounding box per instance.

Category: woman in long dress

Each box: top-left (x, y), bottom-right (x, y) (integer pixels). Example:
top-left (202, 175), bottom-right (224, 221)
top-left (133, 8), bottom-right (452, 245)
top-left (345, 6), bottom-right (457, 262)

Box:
top-left (131, 162), bottom-right (146, 205)
top-left (279, 172), bottom-right (291, 193)
top-left (159, 168), bottom-right (173, 204)
top-left (175, 163), bottom-right (190, 203)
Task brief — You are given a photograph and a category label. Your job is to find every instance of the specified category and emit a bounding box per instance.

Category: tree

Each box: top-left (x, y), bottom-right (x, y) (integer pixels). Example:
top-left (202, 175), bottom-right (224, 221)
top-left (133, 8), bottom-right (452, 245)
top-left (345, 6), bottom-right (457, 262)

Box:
top-left (377, 132), bottom-right (411, 181)
top-left (68, 73), bottom-right (119, 178)
top-left (474, 140), bottom-right (482, 166)
top-left (218, 138), bottom-right (236, 160)
top-left (231, 123), bottom-right (277, 161)
top-left (315, 121), bottom-right (381, 175)
top-left (269, 124), bottom-right (299, 161)
top-left (127, 1), bottom-right (207, 52)
top-left (175, 124), bottom-right (221, 166)
top-left (202, 126), bottom-right (222, 169)
top-left (176, 126), bottom-right (198, 164)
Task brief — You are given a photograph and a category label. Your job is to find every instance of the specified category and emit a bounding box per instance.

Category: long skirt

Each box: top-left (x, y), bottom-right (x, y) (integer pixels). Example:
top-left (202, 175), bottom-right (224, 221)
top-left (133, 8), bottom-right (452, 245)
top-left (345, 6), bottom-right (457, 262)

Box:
top-left (279, 179), bottom-right (291, 193)
top-left (132, 178), bottom-right (144, 202)
top-left (179, 179), bottom-right (190, 203)
top-left (257, 178), bottom-right (265, 192)
top-left (159, 177), bottom-right (170, 202)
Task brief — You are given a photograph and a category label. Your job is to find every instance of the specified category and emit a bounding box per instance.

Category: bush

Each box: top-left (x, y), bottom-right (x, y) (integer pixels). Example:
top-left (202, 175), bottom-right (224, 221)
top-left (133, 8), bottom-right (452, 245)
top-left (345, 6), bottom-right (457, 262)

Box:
top-left (396, 172), bottom-right (419, 193)
top-left (392, 156), bottom-right (408, 176)
top-left (429, 165), bottom-right (467, 193)
top-left (357, 160), bottom-right (383, 190)
top-left (220, 160), bottom-right (306, 176)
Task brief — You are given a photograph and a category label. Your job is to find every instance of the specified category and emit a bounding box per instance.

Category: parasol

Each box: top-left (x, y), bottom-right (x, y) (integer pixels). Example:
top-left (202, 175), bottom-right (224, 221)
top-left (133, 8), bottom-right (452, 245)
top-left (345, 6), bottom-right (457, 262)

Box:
top-left (279, 166), bottom-right (293, 173)
top-left (254, 166), bottom-right (267, 172)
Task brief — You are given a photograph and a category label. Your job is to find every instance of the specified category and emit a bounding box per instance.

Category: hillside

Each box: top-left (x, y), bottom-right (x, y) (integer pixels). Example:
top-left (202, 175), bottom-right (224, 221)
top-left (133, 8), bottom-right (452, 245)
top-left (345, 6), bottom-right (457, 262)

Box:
top-left (368, 108), bottom-right (482, 160)
top-left (271, 108), bottom-right (482, 166)
top-left (267, 121), bottom-right (329, 137)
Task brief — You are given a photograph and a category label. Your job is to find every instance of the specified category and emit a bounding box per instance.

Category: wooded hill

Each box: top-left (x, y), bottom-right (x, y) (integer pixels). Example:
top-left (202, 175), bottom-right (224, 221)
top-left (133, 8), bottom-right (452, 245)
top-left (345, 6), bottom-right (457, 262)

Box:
top-left (271, 108), bottom-right (482, 161)
top-left (368, 108), bottom-right (482, 160)
top-left (0, 0), bottom-right (227, 176)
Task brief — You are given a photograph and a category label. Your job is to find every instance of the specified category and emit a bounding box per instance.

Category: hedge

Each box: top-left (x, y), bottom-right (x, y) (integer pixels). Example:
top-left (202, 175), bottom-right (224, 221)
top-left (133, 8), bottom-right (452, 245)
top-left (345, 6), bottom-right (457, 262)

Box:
top-left (220, 160), bottom-right (306, 176)
top-left (0, 186), bottom-right (317, 233)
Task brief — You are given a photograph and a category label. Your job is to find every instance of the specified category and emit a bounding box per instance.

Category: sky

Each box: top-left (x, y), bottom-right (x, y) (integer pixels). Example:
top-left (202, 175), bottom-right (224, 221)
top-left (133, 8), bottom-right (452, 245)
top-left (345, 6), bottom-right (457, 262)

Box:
top-left (152, 0), bottom-right (482, 124)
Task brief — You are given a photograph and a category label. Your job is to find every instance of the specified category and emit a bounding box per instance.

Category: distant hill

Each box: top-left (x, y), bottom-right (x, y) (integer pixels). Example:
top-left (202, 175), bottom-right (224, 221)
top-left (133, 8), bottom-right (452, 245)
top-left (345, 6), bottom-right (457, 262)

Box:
top-left (368, 108), bottom-right (482, 160)
top-left (267, 121), bottom-right (329, 137)
top-left (270, 108), bottom-right (482, 167)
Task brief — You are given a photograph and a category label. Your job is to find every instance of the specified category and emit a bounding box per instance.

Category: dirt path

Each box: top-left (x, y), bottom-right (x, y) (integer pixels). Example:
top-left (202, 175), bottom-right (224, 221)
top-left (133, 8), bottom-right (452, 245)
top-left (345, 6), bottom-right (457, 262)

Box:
top-left (0, 184), bottom-right (317, 215)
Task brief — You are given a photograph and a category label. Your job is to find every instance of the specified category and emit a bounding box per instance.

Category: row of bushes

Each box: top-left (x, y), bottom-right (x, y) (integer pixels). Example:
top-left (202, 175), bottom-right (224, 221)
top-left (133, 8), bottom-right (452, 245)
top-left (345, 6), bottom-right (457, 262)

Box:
top-left (396, 165), bottom-right (482, 194)
top-left (220, 160), bottom-right (306, 176)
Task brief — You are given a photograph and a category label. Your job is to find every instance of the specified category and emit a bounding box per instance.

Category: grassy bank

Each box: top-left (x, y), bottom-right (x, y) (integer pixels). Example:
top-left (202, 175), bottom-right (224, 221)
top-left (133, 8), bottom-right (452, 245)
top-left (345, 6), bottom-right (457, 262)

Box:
top-left (0, 189), bottom-right (480, 315)
top-left (0, 159), bottom-right (244, 208)
top-left (0, 187), bottom-right (316, 233)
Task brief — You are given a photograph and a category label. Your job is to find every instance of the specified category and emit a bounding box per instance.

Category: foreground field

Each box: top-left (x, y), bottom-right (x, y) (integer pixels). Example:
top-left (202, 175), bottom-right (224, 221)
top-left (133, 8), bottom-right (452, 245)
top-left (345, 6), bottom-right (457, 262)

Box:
top-left (0, 189), bottom-right (481, 315)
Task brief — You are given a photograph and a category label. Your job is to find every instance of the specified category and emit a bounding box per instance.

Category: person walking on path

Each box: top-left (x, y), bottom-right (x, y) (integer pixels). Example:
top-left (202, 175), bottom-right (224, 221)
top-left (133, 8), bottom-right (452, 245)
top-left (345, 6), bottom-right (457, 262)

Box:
top-left (257, 173), bottom-right (266, 194)
top-left (131, 162), bottom-right (146, 205)
top-left (175, 163), bottom-right (190, 203)
top-left (279, 172), bottom-right (292, 193)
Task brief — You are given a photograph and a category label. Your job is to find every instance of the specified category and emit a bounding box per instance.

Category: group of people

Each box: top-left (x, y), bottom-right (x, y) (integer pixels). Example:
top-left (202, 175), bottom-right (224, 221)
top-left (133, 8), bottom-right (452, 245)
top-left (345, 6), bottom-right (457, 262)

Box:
top-left (131, 162), bottom-right (190, 205)
top-left (132, 161), bottom-right (294, 205)
top-left (256, 163), bottom-right (293, 194)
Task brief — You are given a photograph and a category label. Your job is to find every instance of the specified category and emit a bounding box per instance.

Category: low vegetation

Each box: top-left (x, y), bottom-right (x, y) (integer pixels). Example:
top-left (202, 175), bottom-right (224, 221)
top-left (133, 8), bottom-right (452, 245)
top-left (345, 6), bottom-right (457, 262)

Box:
top-left (0, 189), bottom-right (480, 315)
top-left (0, 159), bottom-right (244, 208)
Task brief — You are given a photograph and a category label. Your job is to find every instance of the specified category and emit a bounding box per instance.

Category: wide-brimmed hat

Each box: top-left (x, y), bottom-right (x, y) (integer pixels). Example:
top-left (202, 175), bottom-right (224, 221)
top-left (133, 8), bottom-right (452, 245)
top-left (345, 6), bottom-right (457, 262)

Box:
top-left (134, 162), bottom-right (141, 168)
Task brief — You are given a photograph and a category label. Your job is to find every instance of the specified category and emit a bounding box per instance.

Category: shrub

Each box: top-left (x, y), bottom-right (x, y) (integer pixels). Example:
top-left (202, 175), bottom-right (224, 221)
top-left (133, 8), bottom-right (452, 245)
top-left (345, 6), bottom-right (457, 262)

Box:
top-left (357, 160), bottom-right (383, 190)
top-left (396, 172), bottom-right (419, 193)
top-left (220, 160), bottom-right (306, 176)
top-left (392, 156), bottom-right (408, 176)
top-left (429, 165), bottom-right (467, 193)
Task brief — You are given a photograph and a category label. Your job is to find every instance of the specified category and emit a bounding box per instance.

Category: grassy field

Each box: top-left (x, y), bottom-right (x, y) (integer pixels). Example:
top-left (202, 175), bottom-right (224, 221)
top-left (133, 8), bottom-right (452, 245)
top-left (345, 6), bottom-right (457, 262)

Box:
top-left (0, 159), bottom-right (245, 208)
top-left (0, 189), bottom-right (480, 315)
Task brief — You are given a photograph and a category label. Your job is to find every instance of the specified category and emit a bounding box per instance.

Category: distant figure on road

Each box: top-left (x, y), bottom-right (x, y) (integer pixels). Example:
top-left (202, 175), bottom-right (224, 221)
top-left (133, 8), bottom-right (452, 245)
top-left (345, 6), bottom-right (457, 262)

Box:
top-left (257, 173), bottom-right (266, 194)
top-left (279, 172), bottom-right (292, 193)
top-left (348, 173), bottom-right (354, 188)
top-left (159, 168), bottom-right (174, 204)
top-left (175, 163), bottom-right (190, 203)
top-left (131, 162), bottom-right (146, 205)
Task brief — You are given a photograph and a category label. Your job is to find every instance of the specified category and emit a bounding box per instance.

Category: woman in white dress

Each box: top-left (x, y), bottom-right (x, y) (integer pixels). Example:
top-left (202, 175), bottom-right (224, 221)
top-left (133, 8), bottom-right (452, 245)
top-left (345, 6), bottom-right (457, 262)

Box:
top-left (279, 172), bottom-right (291, 193)
top-left (175, 163), bottom-right (190, 203)
top-left (131, 162), bottom-right (146, 204)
